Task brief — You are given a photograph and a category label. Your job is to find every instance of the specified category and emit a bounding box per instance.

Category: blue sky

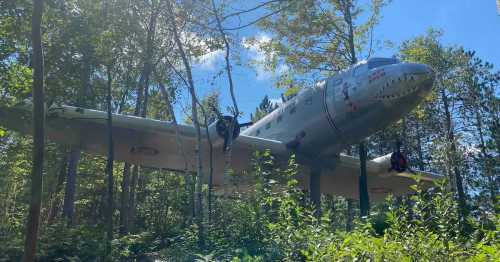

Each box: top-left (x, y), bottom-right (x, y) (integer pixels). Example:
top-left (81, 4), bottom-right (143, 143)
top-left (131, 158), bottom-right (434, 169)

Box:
top-left (181, 0), bottom-right (500, 123)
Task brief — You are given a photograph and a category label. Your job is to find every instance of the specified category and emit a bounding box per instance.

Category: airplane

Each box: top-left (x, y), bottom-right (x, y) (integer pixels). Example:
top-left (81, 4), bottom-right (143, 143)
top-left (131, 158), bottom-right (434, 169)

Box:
top-left (0, 57), bottom-right (439, 202)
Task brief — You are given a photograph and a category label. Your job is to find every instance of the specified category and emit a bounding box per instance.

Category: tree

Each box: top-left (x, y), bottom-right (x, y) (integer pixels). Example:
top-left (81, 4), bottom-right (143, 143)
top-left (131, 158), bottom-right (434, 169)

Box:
top-left (167, 1), bottom-right (206, 247)
top-left (257, 0), bottom-right (386, 87)
top-left (185, 90), bottom-right (221, 224)
top-left (398, 30), bottom-right (499, 231)
top-left (62, 149), bottom-right (80, 224)
top-left (46, 148), bottom-right (68, 224)
top-left (459, 51), bottom-right (499, 210)
top-left (55, 0), bottom-right (103, 226)
top-left (116, 0), bottom-right (161, 234)
top-left (211, 0), bottom-right (241, 198)
top-left (251, 95), bottom-right (277, 122)
top-left (104, 64), bottom-right (114, 250)
top-left (22, 0), bottom-right (44, 260)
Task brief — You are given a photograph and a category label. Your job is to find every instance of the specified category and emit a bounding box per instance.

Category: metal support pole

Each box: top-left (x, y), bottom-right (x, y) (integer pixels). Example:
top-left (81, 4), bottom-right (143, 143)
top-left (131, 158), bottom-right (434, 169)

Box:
top-left (310, 167), bottom-right (321, 218)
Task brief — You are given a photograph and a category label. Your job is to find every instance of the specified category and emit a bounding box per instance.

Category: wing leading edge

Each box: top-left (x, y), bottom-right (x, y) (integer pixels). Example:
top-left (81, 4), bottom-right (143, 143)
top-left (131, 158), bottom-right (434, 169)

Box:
top-left (0, 102), bottom-right (287, 181)
top-left (308, 153), bottom-right (441, 201)
top-left (0, 102), bottom-right (438, 200)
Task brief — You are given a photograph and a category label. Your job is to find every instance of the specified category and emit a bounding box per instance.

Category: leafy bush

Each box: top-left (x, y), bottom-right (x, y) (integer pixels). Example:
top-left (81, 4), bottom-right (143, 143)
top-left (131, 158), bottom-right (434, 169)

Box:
top-left (37, 223), bottom-right (106, 261)
top-left (1, 152), bottom-right (497, 261)
top-left (160, 154), bottom-right (499, 261)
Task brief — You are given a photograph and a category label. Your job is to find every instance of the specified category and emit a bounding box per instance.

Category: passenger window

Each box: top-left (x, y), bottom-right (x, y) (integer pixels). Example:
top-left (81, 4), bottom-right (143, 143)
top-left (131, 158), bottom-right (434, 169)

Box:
top-left (256, 129), bottom-right (261, 135)
top-left (290, 107), bottom-right (296, 114)
top-left (265, 122), bottom-right (271, 129)
top-left (277, 115), bottom-right (283, 122)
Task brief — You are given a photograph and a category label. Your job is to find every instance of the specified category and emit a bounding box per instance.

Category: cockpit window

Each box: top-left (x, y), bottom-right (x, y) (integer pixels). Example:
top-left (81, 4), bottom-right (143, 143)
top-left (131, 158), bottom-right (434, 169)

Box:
top-left (368, 58), bottom-right (399, 69)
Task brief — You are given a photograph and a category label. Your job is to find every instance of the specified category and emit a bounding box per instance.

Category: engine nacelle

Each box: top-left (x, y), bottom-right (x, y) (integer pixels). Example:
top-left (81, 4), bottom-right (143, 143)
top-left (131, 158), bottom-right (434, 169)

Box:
top-left (207, 116), bottom-right (241, 148)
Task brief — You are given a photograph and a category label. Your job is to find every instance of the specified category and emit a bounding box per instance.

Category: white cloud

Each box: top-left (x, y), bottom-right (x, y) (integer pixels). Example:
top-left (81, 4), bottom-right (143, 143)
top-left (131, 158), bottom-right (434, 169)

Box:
top-left (242, 33), bottom-right (271, 52)
top-left (194, 49), bottom-right (223, 70)
top-left (242, 33), bottom-right (288, 80)
top-left (179, 31), bottom-right (223, 71)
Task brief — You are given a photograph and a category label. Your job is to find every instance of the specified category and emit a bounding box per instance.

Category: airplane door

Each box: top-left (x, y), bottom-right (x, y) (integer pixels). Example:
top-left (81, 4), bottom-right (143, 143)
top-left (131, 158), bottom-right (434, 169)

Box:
top-left (325, 75), bottom-right (342, 130)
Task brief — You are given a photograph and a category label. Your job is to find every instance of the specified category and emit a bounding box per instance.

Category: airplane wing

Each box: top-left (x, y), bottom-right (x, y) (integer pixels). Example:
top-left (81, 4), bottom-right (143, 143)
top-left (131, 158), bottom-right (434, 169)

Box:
top-left (0, 102), bottom-right (288, 186)
top-left (312, 153), bottom-right (441, 201)
top-left (0, 101), bottom-right (438, 200)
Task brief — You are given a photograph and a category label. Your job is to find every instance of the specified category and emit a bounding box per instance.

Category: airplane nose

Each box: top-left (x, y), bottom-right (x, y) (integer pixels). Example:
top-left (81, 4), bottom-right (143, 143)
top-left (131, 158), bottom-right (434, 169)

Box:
top-left (405, 63), bottom-right (434, 80)
top-left (375, 63), bottom-right (434, 101)
top-left (403, 63), bottom-right (435, 93)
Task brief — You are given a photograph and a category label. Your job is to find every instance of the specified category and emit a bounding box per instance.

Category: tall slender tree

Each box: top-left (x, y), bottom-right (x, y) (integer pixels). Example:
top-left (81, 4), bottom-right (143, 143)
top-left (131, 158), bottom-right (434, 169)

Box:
top-left (62, 149), bottom-right (80, 224)
top-left (211, 0), bottom-right (241, 198)
top-left (23, 0), bottom-right (44, 260)
top-left (105, 64), bottom-right (115, 250)
top-left (167, 1), bottom-right (205, 247)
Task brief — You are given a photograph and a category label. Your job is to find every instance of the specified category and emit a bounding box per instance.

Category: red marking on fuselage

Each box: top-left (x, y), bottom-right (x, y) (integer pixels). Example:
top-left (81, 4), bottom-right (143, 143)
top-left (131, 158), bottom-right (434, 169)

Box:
top-left (368, 69), bottom-right (385, 83)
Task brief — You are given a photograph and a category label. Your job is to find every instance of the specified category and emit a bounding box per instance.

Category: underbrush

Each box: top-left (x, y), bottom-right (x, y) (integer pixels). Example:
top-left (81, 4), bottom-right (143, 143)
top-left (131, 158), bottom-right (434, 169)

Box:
top-left (1, 153), bottom-right (498, 261)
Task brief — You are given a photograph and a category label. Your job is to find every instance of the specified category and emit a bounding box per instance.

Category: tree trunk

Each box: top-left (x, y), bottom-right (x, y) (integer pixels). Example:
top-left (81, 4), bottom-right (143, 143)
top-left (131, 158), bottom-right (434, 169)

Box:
top-left (199, 107), bottom-right (214, 224)
top-left (343, 0), bottom-right (357, 65)
top-left (345, 146), bottom-right (355, 231)
top-left (358, 142), bottom-right (370, 218)
top-left (125, 7), bottom-right (157, 230)
top-left (415, 119), bottom-right (425, 170)
top-left (211, 0), bottom-right (240, 199)
top-left (441, 90), bottom-right (468, 224)
top-left (23, 0), bottom-right (44, 260)
top-left (183, 172), bottom-right (194, 225)
top-left (207, 134), bottom-right (214, 224)
top-left (118, 67), bottom-right (132, 235)
top-left (159, 82), bottom-right (195, 224)
top-left (119, 163), bottom-right (130, 235)
top-left (105, 66), bottom-right (115, 247)
top-left (492, 115), bottom-right (500, 156)
top-left (47, 150), bottom-right (68, 224)
top-left (128, 165), bottom-right (139, 232)
top-left (123, 92), bottom-right (140, 229)
top-left (474, 108), bottom-right (497, 206)
top-left (169, 4), bottom-right (205, 247)
top-left (62, 148), bottom-right (80, 225)
top-left (346, 199), bottom-right (354, 231)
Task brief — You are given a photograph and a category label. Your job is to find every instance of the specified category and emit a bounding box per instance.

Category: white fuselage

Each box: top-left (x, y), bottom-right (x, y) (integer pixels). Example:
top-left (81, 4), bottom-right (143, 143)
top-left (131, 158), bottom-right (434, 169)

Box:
top-left (242, 57), bottom-right (434, 159)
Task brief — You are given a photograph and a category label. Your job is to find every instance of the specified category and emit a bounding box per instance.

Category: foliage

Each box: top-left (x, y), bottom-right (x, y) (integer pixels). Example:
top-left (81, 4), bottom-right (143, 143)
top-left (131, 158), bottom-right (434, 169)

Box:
top-left (254, 0), bottom-right (389, 89)
top-left (0, 146), bottom-right (499, 261)
top-left (250, 95), bottom-right (278, 122)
